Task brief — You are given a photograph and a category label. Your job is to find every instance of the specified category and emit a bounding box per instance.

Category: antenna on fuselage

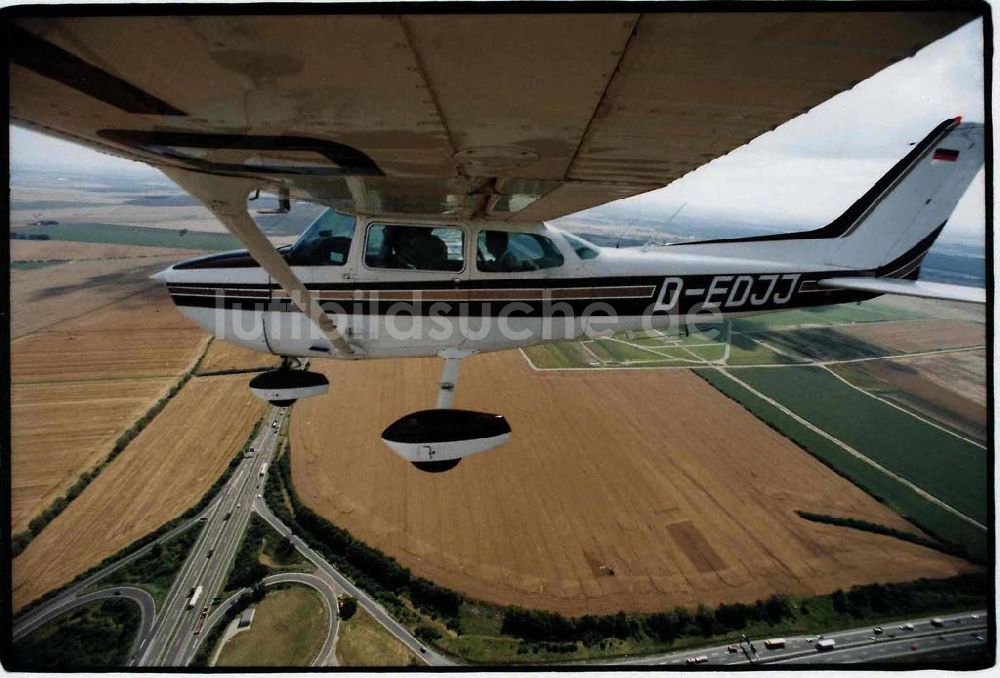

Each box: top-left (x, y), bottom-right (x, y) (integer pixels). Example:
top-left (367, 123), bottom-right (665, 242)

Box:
top-left (641, 202), bottom-right (686, 250)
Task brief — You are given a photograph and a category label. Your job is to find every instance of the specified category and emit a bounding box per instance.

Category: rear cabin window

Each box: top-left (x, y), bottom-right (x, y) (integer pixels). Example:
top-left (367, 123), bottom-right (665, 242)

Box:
top-left (287, 209), bottom-right (356, 266)
top-left (364, 224), bottom-right (464, 272)
top-left (477, 231), bottom-right (564, 272)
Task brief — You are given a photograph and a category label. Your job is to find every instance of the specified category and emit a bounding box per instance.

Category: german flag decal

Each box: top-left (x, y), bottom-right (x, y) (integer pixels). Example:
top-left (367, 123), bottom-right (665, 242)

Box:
top-left (933, 148), bottom-right (960, 162)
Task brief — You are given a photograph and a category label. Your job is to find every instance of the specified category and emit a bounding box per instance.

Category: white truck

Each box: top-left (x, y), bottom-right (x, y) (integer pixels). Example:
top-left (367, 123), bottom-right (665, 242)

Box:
top-left (816, 638), bottom-right (837, 652)
top-left (187, 585), bottom-right (203, 609)
top-left (764, 638), bottom-right (786, 649)
top-left (259, 463), bottom-right (267, 477)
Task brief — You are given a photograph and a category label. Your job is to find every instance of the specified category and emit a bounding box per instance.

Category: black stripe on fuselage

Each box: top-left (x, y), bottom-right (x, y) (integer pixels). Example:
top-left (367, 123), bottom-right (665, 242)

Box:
top-left (167, 272), bottom-right (876, 317)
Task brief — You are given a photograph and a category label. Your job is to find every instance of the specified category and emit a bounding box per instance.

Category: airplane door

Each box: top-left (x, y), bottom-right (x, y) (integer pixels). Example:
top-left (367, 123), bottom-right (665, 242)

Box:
top-left (351, 221), bottom-right (471, 355)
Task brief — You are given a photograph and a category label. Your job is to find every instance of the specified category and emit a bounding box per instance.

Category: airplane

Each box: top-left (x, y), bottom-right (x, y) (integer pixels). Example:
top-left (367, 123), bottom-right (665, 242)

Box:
top-left (8, 10), bottom-right (987, 472)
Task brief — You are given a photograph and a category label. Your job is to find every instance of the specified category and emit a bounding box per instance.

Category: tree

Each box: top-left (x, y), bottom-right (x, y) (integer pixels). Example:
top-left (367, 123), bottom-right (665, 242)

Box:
top-left (150, 543), bottom-right (163, 560)
top-left (415, 624), bottom-right (442, 642)
top-left (276, 536), bottom-right (294, 560)
top-left (339, 596), bottom-right (358, 620)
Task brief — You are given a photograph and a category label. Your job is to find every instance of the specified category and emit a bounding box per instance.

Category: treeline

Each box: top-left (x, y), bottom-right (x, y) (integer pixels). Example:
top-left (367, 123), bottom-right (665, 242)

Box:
top-left (11, 599), bottom-right (139, 669)
top-left (501, 595), bottom-right (793, 645)
top-left (796, 511), bottom-right (973, 561)
top-left (831, 573), bottom-right (988, 619)
top-left (15, 417), bottom-right (262, 620)
top-left (265, 448), bottom-right (461, 625)
top-left (223, 515), bottom-right (270, 591)
top-left (13, 364), bottom-right (204, 556)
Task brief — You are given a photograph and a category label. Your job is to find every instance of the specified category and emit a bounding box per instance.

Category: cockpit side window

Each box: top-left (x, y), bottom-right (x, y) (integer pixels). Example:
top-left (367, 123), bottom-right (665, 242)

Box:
top-left (477, 231), bottom-right (564, 272)
top-left (562, 232), bottom-right (601, 260)
top-left (287, 209), bottom-right (356, 266)
top-left (364, 224), bottom-right (464, 272)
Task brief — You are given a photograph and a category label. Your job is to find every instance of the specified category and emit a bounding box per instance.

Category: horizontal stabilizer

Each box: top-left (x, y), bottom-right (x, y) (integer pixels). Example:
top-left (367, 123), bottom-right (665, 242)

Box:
top-left (818, 277), bottom-right (985, 304)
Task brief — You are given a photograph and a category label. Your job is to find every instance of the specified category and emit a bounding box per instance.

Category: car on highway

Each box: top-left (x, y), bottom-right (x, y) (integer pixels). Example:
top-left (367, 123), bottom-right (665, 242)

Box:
top-left (727, 644), bottom-right (739, 653)
top-left (910, 644), bottom-right (918, 651)
top-left (114, 590), bottom-right (123, 596)
top-left (975, 635), bottom-right (984, 641)
top-left (873, 626), bottom-right (883, 635)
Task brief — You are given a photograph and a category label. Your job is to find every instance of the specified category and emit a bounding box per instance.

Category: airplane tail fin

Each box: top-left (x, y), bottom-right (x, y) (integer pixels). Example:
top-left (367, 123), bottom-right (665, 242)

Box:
top-left (822, 117), bottom-right (984, 274)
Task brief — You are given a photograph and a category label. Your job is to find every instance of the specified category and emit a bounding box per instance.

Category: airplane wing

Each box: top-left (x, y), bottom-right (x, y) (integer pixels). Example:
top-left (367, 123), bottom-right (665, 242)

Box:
top-left (816, 277), bottom-right (986, 304)
top-left (8, 11), bottom-right (978, 222)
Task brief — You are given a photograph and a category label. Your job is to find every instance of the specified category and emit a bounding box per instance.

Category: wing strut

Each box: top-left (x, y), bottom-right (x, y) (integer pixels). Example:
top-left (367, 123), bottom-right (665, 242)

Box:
top-left (161, 168), bottom-right (359, 357)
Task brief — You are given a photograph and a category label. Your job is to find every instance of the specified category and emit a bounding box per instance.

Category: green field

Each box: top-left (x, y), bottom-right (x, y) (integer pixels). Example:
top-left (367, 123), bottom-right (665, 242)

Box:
top-left (731, 301), bottom-right (924, 330)
top-left (733, 366), bottom-right (987, 524)
top-left (694, 369), bottom-right (988, 561)
top-left (738, 327), bottom-right (896, 362)
top-left (12, 223), bottom-right (241, 250)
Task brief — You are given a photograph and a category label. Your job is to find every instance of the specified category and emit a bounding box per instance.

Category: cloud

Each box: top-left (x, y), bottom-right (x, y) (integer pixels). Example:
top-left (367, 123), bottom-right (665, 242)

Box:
top-left (599, 19), bottom-right (986, 240)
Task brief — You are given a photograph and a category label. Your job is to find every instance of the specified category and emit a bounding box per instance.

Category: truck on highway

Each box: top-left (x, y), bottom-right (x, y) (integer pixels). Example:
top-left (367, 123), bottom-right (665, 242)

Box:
top-left (188, 585), bottom-right (203, 609)
top-left (259, 463), bottom-right (267, 477)
top-left (764, 638), bottom-right (786, 649)
top-left (816, 639), bottom-right (836, 652)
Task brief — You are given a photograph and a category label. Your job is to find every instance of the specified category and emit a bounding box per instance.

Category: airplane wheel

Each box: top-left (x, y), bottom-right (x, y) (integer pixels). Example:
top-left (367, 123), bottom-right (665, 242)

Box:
top-left (411, 459), bottom-right (461, 473)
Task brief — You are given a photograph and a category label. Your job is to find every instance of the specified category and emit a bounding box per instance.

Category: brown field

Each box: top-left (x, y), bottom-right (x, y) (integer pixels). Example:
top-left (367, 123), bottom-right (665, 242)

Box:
top-left (11, 239), bottom-right (204, 261)
top-left (838, 319), bottom-right (985, 354)
top-left (898, 350), bottom-right (988, 407)
top-left (291, 351), bottom-right (974, 616)
top-left (197, 339), bottom-right (282, 374)
top-left (12, 374), bottom-right (266, 611)
top-left (12, 287), bottom-right (207, 382)
top-left (10, 377), bottom-right (175, 534)
top-left (11, 257), bottom-right (182, 338)
top-left (831, 357), bottom-right (986, 443)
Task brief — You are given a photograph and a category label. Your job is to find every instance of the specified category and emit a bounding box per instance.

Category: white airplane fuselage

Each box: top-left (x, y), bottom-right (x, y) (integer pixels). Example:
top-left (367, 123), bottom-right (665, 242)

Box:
top-left (161, 216), bottom-right (876, 360)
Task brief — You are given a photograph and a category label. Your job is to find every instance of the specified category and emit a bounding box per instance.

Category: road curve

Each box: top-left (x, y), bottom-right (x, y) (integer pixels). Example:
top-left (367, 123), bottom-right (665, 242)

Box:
top-left (195, 572), bottom-right (339, 667)
top-left (13, 586), bottom-right (155, 663)
top-left (254, 500), bottom-right (454, 666)
top-left (13, 513), bottom-right (205, 635)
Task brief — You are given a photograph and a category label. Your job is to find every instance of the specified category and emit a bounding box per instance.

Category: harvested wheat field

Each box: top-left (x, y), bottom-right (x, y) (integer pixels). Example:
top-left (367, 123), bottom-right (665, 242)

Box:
top-left (11, 256), bottom-right (183, 338)
top-left (898, 349), bottom-right (988, 407)
top-left (197, 339), bottom-right (281, 374)
top-left (10, 377), bottom-right (175, 534)
top-left (838, 319), bottom-right (985, 353)
top-left (11, 239), bottom-right (204, 262)
top-left (12, 287), bottom-right (208, 383)
top-left (291, 351), bottom-right (975, 616)
top-left (12, 374), bottom-right (266, 611)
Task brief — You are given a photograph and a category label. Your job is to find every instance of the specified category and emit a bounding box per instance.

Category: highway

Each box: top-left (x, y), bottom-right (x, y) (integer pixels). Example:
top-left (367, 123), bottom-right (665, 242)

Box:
top-left (255, 499), bottom-right (456, 666)
top-left (202, 572), bottom-right (341, 667)
top-left (607, 609), bottom-right (988, 667)
top-left (13, 586), bottom-right (155, 664)
top-left (139, 407), bottom-right (286, 666)
top-left (12, 507), bottom-right (206, 641)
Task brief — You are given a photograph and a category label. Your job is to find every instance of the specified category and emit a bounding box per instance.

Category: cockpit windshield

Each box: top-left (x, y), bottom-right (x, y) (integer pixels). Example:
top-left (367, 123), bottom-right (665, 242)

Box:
top-left (562, 231), bottom-right (601, 260)
top-left (287, 209), bottom-right (356, 266)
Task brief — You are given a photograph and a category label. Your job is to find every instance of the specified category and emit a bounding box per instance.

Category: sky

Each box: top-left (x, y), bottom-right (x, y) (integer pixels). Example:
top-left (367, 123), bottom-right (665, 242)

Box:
top-left (9, 18), bottom-right (986, 242)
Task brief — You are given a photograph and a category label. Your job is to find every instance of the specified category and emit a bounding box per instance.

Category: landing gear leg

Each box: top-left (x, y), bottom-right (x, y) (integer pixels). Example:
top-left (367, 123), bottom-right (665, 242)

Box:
top-left (435, 348), bottom-right (469, 409)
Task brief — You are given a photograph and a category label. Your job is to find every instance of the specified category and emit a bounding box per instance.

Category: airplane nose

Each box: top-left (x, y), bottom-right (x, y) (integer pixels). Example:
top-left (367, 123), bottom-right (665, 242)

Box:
top-left (151, 267), bottom-right (170, 282)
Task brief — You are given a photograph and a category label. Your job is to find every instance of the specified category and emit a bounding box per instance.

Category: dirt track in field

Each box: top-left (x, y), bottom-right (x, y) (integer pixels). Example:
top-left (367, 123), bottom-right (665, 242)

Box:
top-left (12, 375), bottom-right (266, 611)
top-left (838, 319), bottom-right (985, 353)
top-left (291, 351), bottom-right (975, 615)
